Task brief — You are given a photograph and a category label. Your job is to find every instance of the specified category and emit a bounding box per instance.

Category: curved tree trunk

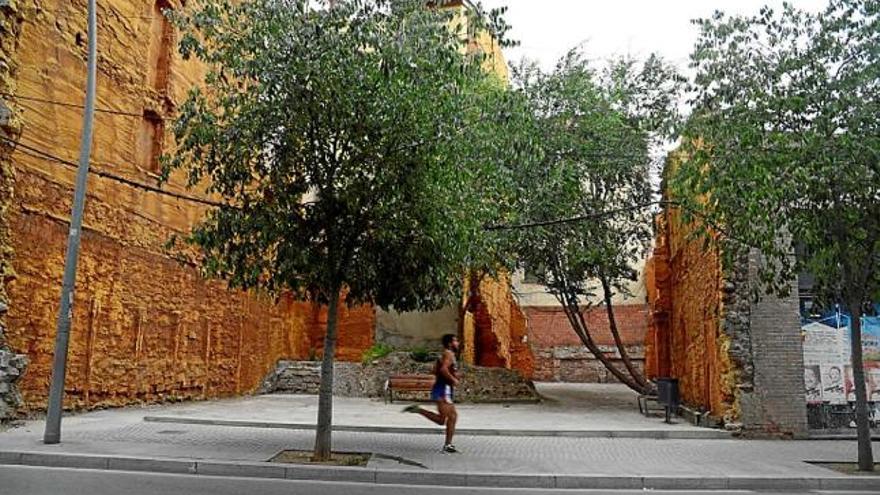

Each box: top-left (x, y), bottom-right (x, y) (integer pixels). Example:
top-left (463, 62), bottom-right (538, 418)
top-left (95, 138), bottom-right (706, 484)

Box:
top-left (313, 288), bottom-right (341, 461)
top-left (847, 301), bottom-right (874, 472)
top-left (548, 256), bottom-right (647, 394)
top-left (555, 287), bottom-right (646, 394)
top-left (600, 275), bottom-right (649, 389)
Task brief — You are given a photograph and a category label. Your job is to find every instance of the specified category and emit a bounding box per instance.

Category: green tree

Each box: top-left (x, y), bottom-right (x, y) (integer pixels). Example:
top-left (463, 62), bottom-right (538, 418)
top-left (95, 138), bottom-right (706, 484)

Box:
top-left (495, 51), bottom-right (683, 394)
top-left (673, 0), bottom-right (879, 470)
top-left (165, 0), bottom-right (515, 460)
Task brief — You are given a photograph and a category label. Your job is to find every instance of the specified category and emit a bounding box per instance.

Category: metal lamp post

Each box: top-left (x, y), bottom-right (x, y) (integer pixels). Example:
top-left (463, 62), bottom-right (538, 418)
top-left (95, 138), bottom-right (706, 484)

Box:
top-left (43, 0), bottom-right (98, 445)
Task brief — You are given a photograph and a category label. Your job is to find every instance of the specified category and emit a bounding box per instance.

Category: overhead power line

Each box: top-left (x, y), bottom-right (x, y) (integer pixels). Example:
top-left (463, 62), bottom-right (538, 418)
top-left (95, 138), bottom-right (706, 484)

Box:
top-left (0, 92), bottom-right (166, 119)
top-left (0, 135), bottom-right (227, 208)
top-left (484, 201), bottom-right (669, 231)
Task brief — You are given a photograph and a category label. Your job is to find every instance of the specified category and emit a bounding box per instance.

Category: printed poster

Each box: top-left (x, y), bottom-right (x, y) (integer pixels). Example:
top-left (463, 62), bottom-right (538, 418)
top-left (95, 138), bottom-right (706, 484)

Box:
top-left (802, 321), bottom-right (844, 403)
top-left (837, 316), bottom-right (880, 403)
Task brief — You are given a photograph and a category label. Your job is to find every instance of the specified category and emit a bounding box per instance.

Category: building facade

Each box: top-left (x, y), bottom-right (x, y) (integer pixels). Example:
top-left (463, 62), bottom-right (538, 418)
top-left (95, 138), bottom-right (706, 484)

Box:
top-left (0, 0), bottom-right (375, 417)
top-left (645, 192), bottom-right (808, 437)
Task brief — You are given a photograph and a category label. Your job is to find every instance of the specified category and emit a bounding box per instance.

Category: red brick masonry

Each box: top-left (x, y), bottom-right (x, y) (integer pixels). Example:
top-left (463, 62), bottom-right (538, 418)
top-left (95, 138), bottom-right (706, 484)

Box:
top-left (522, 304), bottom-right (648, 383)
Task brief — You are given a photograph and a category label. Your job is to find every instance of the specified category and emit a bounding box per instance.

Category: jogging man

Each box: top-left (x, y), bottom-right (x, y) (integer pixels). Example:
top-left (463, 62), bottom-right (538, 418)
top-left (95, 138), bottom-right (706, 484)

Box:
top-left (403, 333), bottom-right (460, 453)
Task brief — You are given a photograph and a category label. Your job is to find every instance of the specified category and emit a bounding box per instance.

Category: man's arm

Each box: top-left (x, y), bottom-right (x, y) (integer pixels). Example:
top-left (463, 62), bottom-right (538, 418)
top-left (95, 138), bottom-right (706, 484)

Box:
top-left (438, 350), bottom-right (459, 386)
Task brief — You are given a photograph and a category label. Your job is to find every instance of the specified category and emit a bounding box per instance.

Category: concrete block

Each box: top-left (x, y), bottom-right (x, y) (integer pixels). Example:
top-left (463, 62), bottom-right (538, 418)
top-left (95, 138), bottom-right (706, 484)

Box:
top-left (375, 469), bottom-right (465, 486)
top-left (554, 475), bottom-right (642, 490)
top-left (20, 452), bottom-right (109, 470)
top-left (196, 461), bottom-right (286, 479)
top-left (108, 457), bottom-right (196, 474)
top-left (727, 476), bottom-right (820, 490)
top-left (609, 430), bottom-right (660, 439)
top-left (284, 465), bottom-right (376, 483)
top-left (0, 451), bottom-right (22, 464)
top-left (466, 473), bottom-right (554, 488)
top-left (819, 476), bottom-right (880, 491)
top-left (642, 476), bottom-right (729, 490)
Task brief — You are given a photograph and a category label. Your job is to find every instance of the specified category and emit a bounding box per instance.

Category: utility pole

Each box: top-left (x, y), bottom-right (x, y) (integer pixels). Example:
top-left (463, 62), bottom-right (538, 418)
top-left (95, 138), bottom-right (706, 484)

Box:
top-left (44, 0), bottom-right (98, 445)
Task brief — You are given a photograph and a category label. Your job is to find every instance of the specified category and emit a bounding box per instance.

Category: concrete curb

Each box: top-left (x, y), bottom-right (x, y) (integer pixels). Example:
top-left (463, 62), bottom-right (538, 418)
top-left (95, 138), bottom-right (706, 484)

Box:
top-left (810, 432), bottom-right (880, 441)
top-left (142, 416), bottom-right (731, 440)
top-left (1, 451), bottom-right (878, 491)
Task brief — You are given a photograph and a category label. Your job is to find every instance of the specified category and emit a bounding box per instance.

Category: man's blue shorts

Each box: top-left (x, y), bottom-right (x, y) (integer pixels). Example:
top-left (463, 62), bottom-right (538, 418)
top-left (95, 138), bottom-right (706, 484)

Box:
top-left (430, 383), bottom-right (453, 403)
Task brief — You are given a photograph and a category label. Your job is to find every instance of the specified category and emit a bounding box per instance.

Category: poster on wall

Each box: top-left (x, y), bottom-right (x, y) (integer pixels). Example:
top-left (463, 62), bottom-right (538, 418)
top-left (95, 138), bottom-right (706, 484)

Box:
top-left (802, 321), bottom-right (845, 403)
top-left (863, 317), bottom-right (880, 402)
top-left (820, 364), bottom-right (846, 403)
top-left (834, 316), bottom-right (880, 403)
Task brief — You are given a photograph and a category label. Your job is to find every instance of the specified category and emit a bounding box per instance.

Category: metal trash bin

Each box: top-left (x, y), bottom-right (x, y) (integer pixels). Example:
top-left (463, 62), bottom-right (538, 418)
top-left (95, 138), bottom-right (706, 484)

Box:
top-left (655, 377), bottom-right (679, 423)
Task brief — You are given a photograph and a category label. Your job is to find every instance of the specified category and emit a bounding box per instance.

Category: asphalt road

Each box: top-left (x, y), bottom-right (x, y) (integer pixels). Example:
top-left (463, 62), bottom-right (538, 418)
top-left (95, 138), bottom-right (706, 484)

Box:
top-left (1, 466), bottom-right (877, 495)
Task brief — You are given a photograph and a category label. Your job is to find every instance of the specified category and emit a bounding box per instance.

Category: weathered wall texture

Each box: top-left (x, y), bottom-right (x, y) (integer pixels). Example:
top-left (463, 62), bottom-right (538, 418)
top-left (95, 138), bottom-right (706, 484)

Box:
top-left (375, 306), bottom-right (458, 351)
top-left (3, 0), bottom-right (374, 414)
top-left (303, 302), bottom-right (376, 362)
top-left (0, 0), bottom-right (29, 421)
top-left (647, 209), bottom-right (737, 420)
top-left (462, 274), bottom-right (534, 377)
top-left (738, 251), bottom-right (807, 436)
top-left (646, 203), bottom-right (806, 436)
top-left (525, 305), bottom-right (647, 383)
top-left (459, 273), bottom-right (647, 384)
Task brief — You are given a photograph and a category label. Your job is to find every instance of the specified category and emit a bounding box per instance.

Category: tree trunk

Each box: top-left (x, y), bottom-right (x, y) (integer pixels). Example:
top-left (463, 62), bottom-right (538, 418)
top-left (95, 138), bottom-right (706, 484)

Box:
top-left (548, 256), bottom-right (647, 394)
top-left (556, 288), bottom-right (646, 394)
top-left (600, 275), bottom-right (649, 389)
top-left (847, 301), bottom-right (874, 472)
top-left (313, 288), bottom-right (341, 461)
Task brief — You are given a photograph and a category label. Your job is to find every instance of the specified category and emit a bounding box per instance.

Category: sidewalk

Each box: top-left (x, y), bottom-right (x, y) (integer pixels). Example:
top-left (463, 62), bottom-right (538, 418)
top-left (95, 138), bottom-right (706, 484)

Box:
top-left (1, 384), bottom-right (878, 490)
top-left (140, 382), bottom-right (730, 439)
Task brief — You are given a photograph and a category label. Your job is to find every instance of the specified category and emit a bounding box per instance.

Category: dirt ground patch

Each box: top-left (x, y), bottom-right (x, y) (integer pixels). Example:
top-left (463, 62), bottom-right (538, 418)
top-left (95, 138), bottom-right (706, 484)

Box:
top-left (809, 461), bottom-right (880, 476)
top-left (269, 449), bottom-right (371, 467)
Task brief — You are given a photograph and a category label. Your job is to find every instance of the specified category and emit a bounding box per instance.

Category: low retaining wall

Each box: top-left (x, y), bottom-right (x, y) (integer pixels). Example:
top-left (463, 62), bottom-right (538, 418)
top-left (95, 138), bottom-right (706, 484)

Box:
top-left (261, 352), bottom-right (539, 402)
top-left (533, 345), bottom-right (645, 384)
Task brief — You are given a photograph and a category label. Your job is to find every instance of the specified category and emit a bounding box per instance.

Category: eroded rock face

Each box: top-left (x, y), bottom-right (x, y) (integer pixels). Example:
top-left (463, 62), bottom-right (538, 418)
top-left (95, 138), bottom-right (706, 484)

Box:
top-left (0, 0), bottom-right (376, 415)
top-left (0, 0), bottom-right (26, 422)
top-left (0, 304), bottom-right (28, 420)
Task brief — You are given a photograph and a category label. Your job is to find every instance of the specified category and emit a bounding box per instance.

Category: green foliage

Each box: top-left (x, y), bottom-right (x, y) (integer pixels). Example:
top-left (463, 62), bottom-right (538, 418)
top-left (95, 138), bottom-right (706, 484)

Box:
top-left (164, 0), bottom-right (516, 308)
top-left (673, 0), bottom-right (879, 470)
top-left (163, 0), bottom-right (520, 459)
top-left (672, 0), bottom-right (880, 309)
top-left (361, 343), bottom-right (394, 364)
top-left (408, 346), bottom-right (434, 362)
top-left (502, 50), bottom-right (683, 303)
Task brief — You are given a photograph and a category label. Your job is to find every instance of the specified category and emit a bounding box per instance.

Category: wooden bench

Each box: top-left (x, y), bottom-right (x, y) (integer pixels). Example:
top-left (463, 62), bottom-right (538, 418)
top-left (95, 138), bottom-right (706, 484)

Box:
top-left (384, 374), bottom-right (435, 403)
top-left (638, 394), bottom-right (663, 416)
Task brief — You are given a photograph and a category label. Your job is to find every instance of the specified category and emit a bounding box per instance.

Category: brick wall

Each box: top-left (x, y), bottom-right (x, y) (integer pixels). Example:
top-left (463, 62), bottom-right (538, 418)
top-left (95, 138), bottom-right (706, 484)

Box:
top-left (462, 274), bottom-right (535, 377)
top-left (2, 0), bottom-right (375, 414)
top-left (645, 207), bottom-right (740, 421)
top-left (738, 251), bottom-right (807, 437)
top-left (526, 305), bottom-right (648, 347)
top-left (525, 305), bottom-right (647, 383)
top-left (6, 207), bottom-right (375, 410)
top-left (645, 196), bottom-right (807, 436)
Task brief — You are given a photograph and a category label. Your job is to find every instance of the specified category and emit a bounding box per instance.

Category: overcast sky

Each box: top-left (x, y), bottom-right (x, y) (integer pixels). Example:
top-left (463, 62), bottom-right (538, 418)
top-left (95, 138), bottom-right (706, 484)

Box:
top-left (479, 0), bottom-right (829, 72)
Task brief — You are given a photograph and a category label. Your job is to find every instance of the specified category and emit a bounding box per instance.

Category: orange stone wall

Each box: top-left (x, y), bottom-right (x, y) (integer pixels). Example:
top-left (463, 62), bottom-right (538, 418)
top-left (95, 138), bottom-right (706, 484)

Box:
top-left (461, 274), bottom-right (648, 383)
top-left (645, 208), bottom-right (738, 420)
top-left (462, 273), bottom-right (534, 378)
top-left (3, 0), bottom-right (374, 413)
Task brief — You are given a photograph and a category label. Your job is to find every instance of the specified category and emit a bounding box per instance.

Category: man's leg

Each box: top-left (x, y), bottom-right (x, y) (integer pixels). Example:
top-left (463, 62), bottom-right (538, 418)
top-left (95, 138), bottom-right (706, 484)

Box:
top-left (403, 403), bottom-right (446, 425)
top-left (417, 406), bottom-right (445, 425)
top-left (438, 401), bottom-right (457, 446)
